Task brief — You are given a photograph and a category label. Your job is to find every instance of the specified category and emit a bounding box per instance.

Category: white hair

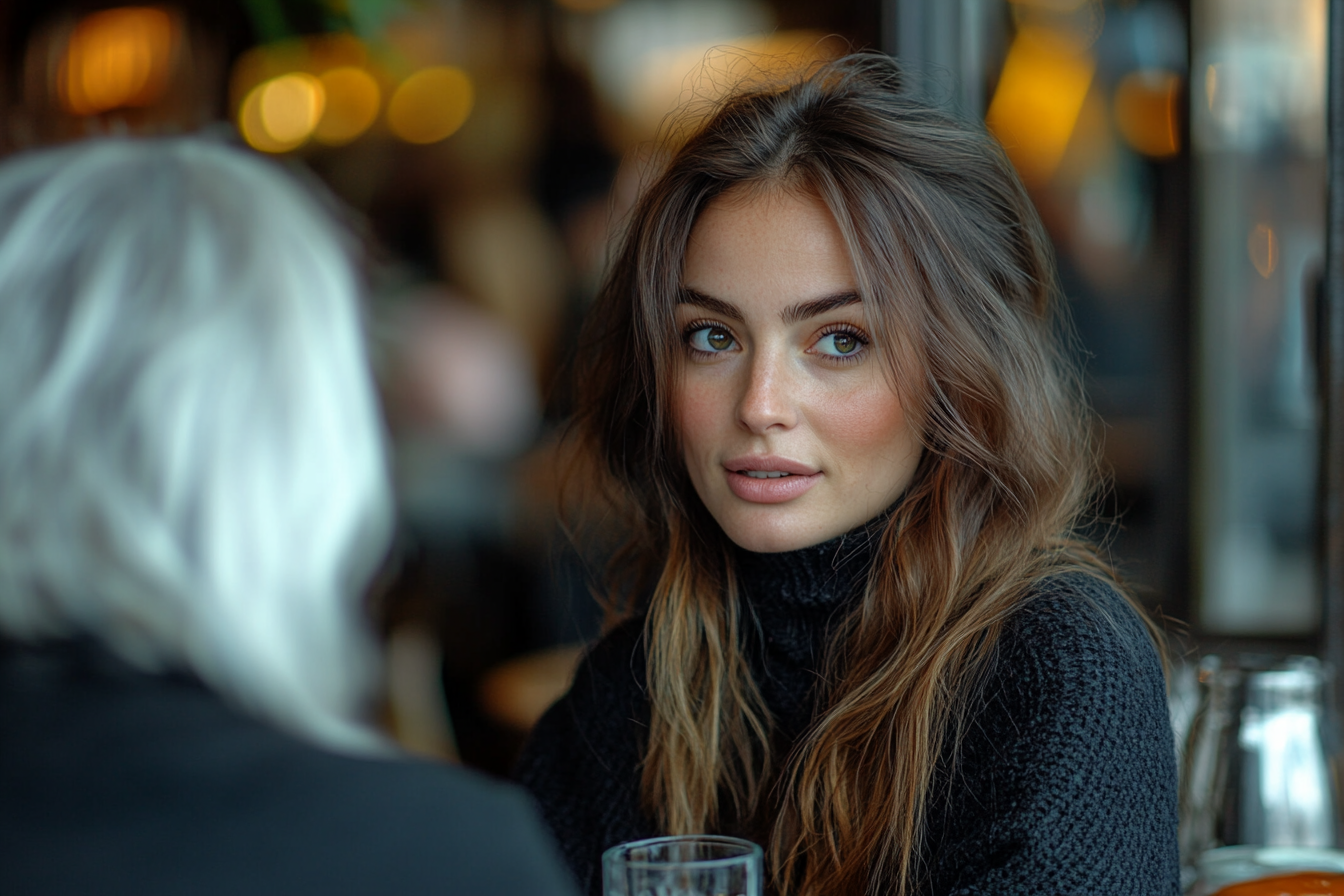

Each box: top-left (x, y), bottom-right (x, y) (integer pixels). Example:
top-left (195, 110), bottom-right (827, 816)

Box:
top-left (0, 137), bottom-right (393, 753)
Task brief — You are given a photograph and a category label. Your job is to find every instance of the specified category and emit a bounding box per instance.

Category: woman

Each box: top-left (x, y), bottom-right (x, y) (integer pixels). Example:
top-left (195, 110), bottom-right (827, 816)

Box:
top-left (0, 138), bottom-right (576, 896)
top-left (517, 54), bottom-right (1179, 895)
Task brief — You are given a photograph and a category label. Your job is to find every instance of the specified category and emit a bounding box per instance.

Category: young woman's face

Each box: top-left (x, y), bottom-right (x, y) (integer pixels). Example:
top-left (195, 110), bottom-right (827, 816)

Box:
top-left (674, 187), bottom-right (922, 553)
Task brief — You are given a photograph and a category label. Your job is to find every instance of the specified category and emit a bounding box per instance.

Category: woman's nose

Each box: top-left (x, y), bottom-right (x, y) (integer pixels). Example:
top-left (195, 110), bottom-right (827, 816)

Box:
top-left (736, 347), bottom-right (797, 434)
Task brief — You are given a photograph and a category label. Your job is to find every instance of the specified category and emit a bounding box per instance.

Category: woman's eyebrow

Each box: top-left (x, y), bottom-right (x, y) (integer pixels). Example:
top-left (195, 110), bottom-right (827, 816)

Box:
top-left (679, 289), bottom-right (861, 325)
top-left (679, 289), bottom-right (744, 322)
top-left (782, 292), bottom-right (861, 324)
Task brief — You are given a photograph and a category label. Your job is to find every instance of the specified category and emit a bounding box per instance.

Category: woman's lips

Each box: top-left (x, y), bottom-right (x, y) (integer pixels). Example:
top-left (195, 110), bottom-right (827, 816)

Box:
top-left (723, 458), bottom-right (821, 504)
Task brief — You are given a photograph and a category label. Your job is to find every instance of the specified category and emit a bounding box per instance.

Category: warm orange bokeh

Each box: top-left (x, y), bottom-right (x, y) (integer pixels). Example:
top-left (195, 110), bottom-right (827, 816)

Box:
top-left (1211, 871), bottom-right (1344, 896)
top-left (238, 73), bottom-right (326, 153)
top-left (985, 26), bottom-right (1095, 185)
top-left (1247, 223), bottom-right (1279, 279)
top-left (1114, 70), bottom-right (1182, 158)
top-left (59, 7), bottom-right (176, 116)
top-left (386, 67), bottom-right (474, 145)
top-left (314, 67), bottom-right (381, 145)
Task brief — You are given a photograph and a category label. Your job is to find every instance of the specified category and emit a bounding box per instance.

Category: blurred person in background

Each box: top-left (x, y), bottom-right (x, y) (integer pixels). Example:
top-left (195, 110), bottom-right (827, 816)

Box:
top-left (0, 137), bottom-right (577, 896)
top-left (517, 53), bottom-right (1179, 896)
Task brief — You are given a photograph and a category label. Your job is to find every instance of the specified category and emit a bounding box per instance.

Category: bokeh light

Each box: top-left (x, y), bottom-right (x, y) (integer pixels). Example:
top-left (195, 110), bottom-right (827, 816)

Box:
top-left (387, 66), bottom-right (474, 145)
top-left (60, 6), bottom-right (176, 116)
top-left (1114, 70), bottom-right (1182, 158)
top-left (985, 26), bottom-right (1096, 184)
top-left (620, 32), bottom-right (838, 145)
top-left (1248, 224), bottom-right (1278, 279)
top-left (239, 73), bottom-right (325, 153)
top-left (230, 35), bottom-right (390, 152)
top-left (230, 40), bottom-right (311, 112)
top-left (306, 32), bottom-right (368, 72)
top-left (315, 67), bottom-right (381, 145)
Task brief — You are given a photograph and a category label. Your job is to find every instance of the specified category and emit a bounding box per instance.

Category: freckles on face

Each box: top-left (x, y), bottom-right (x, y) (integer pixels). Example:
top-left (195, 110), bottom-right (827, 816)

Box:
top-left (823, 379), bottom-right (913, 470)
top-left (671, 186), bottom-right (923, 553)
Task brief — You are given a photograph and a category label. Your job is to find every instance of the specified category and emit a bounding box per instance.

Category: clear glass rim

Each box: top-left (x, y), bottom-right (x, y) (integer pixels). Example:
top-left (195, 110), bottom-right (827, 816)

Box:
top-left (602, 834), bottom-right (764, 871)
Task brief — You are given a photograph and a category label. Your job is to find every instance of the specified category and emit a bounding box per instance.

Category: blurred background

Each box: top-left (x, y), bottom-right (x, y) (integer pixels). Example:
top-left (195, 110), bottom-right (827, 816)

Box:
top-left (0, 0), bottom-right (1330, 776)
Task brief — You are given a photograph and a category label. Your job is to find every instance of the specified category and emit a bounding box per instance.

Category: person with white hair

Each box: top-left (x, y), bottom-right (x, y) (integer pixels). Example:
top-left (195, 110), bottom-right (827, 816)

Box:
top-left (0, 137), bottom-right (578, 896)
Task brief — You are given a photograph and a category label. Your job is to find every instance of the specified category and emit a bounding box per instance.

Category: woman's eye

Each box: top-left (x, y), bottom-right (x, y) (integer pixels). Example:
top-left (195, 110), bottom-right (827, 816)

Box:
top-left (688, 326), bottom-right (737, 353)
top-left (815, 331), bottom-right (865, 357)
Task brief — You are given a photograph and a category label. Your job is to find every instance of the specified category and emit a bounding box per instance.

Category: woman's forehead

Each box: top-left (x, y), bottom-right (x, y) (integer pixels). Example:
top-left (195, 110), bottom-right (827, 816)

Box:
top-left (678, 192), bottom-right (858, 328)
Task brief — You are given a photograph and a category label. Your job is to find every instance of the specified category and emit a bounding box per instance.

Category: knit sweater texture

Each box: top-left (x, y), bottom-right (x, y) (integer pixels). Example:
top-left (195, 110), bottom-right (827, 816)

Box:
top-left (515, 529), bottom-right (1180, 895)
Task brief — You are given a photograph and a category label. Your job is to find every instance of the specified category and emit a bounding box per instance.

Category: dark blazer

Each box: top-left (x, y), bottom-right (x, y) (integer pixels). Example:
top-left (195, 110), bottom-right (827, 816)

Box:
top-left (0, 638), bottom-right (579, 896)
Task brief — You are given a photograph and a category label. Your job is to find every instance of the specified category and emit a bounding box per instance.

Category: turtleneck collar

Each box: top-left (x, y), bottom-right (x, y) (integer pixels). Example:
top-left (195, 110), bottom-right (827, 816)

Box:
top-left (731, 513), bottom-right (885, 615)
top-left (727, 512), bottom-right (888, 749)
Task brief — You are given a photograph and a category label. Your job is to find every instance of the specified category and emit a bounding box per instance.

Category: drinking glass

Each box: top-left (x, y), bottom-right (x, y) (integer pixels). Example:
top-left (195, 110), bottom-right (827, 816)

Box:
top-left (602, 835), bottom-right (763, 896)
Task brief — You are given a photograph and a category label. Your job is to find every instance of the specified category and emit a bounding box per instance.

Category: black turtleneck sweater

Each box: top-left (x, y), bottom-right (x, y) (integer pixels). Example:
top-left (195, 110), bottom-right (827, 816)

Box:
top-left (514, 530), bottom-right (1180, 895)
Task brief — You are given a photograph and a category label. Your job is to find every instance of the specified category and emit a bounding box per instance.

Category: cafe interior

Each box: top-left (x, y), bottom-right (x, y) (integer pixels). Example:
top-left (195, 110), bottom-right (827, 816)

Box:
top-left (1, 0), bottom-right (1340, 889)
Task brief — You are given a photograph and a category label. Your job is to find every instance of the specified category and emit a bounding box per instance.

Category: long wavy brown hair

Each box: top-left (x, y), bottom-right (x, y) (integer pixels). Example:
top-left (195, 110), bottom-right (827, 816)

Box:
top-left (567, 52), bottom-right (1159, 895)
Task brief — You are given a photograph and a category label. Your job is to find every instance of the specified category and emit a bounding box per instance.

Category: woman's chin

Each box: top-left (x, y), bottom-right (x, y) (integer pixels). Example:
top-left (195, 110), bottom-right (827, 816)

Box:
top-left (718, 516), bottom-right (835, 554)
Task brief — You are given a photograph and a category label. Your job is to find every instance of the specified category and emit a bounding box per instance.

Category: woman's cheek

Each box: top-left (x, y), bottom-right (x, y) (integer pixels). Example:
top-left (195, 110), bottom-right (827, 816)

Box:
top-left (811, 378), bottom-right (908, 446)
top-left (674, 376), bottom-right (728, 452)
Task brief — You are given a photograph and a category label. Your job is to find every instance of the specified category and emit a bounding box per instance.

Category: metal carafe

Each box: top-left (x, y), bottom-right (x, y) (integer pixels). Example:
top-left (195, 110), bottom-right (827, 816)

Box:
top-left (1180, 656), bottom-right (1337, 873)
